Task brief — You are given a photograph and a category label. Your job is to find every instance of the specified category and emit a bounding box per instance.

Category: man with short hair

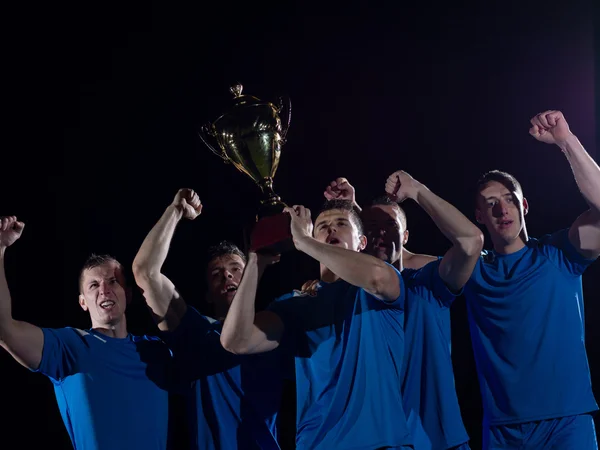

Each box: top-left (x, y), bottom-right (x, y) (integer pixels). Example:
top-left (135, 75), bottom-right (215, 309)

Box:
top-left (0, 216), bottom-right (173, 450)
top-left (466, 110), bottom-right (600, 448)
top-left (132, 188), bottom-right (284, 450)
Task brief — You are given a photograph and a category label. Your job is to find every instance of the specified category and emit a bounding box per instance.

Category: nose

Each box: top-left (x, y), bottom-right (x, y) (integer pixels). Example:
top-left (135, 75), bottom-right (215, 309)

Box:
top-left (493, 201), bottom-right (509, 217)
top-left (99, 281), bottom-right (111, 296)
top-left (222, 270), bottom-right (234, 280)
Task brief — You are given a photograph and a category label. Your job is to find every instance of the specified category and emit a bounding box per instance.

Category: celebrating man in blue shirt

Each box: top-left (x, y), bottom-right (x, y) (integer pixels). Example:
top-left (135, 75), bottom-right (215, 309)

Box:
top-left (466, 110), bottom-right (600, 449)
top-left (133, 189), bottom-right (284, 450)
top-left (0, 216), bottom-right (173, 450)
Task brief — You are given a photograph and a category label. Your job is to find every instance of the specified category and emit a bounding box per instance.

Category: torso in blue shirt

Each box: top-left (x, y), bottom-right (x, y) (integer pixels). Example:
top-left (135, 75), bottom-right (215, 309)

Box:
top-left (401, 260), bottom-right (469, 450)
top-left (464, 229), bottom-right (598, 425)
top-left (36, 327), bottom-right (172, 450)
top-left (268, 264), bottom-right (411, 450)
top-left (165, 307), bottom-right (283, 450)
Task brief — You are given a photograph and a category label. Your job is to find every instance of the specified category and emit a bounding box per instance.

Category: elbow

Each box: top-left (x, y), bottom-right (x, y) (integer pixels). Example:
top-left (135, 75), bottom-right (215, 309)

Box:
top-left (220, 333), bottom-right (250, 355)
top-left (132, 262), bottom-right (158, 283)
top-left (458, 231), bottom-right (484, 257)
top-left (370, 263), bottom-right (395, 297)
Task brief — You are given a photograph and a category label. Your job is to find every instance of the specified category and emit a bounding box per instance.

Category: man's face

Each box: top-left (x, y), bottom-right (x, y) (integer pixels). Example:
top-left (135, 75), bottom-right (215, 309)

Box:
top-left (476, 180), bottom-right (528, 246)
top-left (362, 204), bottom-right (407, 264)
top-left (313, 209), bottom-right (366, 252)
top-left (206, 253), bottom-right (245, 307)
top-left (79, 261), bottom-right (128, 328)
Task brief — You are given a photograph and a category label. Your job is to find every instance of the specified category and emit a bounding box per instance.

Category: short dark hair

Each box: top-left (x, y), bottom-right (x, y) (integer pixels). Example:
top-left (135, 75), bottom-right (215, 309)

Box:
top-left (79, 254), bottom-right (124, 293)
top-left (317, 199), bottom-right (364, 235)
top-left (368, 195), bottom-right (408, 230)
top-left (475, 170), bottom-right (523, 205)
top-left (205, 241), bottom-right (246, 268)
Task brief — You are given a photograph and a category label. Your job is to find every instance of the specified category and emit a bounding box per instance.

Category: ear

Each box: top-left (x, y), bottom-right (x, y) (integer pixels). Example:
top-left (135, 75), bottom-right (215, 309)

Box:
top-left (475, 209), bottom-right (483, 224)
top-left (402, 229), bottom-right (409, 246)
top-left (357, 234), bottom-right (367, 252)
top-left (522, 197), bottom-right (529, 216)
top-left (79, 294), bottom-right (88, 311)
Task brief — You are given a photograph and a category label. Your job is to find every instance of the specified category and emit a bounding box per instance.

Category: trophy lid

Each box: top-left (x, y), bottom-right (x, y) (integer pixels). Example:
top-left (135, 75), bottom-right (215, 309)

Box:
top-left (228, 83), bottom-right (264, 107)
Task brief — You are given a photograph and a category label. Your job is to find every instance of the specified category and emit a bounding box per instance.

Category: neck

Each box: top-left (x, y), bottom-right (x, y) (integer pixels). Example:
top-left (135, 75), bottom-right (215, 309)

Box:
top-left (492, 235), bottom-right (527, 255)
top-left (213, 301), bottom-right (230, 322)
top-left (92, 316), bottom-right (128, 339)
top-left (320, 264), bottom-right (339, 283)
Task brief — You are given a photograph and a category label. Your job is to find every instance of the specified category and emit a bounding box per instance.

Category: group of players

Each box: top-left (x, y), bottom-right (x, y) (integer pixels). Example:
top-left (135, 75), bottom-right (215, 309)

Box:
top-left (0, 110), bottom-right (598, 449)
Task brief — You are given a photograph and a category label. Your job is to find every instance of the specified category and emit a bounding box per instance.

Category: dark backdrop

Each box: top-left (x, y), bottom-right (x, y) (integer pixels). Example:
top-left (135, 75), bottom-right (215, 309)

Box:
top-left (2, 1), bottom-right (598, 448)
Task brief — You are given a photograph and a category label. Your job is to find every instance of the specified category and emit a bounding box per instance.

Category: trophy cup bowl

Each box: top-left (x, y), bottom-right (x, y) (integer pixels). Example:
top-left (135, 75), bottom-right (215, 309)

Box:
top-left (199, 83), bottom-right (293, 253)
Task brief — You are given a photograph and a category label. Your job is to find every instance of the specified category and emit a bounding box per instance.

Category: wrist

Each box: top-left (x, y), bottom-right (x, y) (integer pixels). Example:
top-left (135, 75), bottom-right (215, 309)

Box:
top-left (410, 181), bottom-right (428, 203)
top-left (0, 246), bottom-right (5, 259)
top-left (168, 204), bottom-right (185, 220)
top-left (557, 133), bottom-right (580, 153)
top-left (295, 235), bottom-right (313, 252)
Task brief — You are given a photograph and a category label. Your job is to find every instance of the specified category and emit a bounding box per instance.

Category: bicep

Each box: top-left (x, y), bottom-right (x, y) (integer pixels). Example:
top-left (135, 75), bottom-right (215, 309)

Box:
top-left (135, 273), bottom-right (187, 331)
top-left (247, 311), bottom-right (285, 354)
top-left (0, 320), bottom-right (44, 370)
top-left (439, 246), bottom-right (479, 292)
top-left (568, 209), bottom-right (600, 260)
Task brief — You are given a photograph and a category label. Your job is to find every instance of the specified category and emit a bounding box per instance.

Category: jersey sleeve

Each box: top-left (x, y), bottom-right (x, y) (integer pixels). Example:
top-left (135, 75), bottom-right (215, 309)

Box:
top-left (408, 259), bottom-right (461, 308)
top-left (34, 327), bottom-right (84, 383)
top-left (539, 228), bottom-right (597, 277)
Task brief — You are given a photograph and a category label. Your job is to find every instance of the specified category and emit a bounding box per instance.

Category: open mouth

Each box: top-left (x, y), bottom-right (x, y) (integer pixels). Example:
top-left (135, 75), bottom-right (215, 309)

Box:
top-left (100, 300), bottom-right (115, 310)
top-left (326, 237), bottom-right (340, 245)
top-left (498, 219), bottom-right (513, 228)
top-left (221, 284), bottom-right (238, 294)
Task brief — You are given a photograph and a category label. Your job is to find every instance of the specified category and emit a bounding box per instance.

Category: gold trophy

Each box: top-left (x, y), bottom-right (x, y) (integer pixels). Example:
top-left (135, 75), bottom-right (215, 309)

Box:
top-left (199, 83), bottom-right (292, 253)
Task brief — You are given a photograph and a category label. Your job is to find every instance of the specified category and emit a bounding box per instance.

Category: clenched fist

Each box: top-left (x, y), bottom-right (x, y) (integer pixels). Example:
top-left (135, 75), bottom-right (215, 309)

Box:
top-left (529, 110), bottom-right (573, 146)
top-left (0, 216), bottom-right (25, 249)
top-left (172, 189), bottom-right (203, 220)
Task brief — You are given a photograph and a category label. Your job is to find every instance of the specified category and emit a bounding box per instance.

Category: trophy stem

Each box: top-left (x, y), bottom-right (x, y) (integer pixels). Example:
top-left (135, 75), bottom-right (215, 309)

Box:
top-left (257, 178), bottom-right (285, 218)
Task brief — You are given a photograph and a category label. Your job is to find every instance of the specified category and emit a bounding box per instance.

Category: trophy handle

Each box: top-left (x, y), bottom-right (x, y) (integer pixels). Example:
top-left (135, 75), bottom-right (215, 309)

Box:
top-left (277, 95), bottom-right (292, 144)
top-left (198, 124), bottom-right (229, 163)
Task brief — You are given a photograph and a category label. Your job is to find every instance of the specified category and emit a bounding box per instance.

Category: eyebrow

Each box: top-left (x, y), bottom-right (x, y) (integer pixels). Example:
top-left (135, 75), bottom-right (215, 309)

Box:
top-left (484, 192), bottom-right (513, 200)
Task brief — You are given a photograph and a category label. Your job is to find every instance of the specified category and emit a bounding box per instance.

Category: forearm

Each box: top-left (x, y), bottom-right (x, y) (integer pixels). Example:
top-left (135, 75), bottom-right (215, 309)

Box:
top-left (296, 237), bottom-right (395, 297)
top-left (414, 185), bottom-right (483, 255)
top-left (132, 205), bottom-right (183, 276)
top-left (0, 248), bottom-right (13, 332)
top-left (220, 254), bottom-right (261, 352)
top-left (560, 134), bottom-right (600, 214)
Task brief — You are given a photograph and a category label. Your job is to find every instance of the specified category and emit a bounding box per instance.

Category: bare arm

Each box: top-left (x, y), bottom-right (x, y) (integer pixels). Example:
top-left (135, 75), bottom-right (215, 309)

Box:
top-left (132, 189), bottom-right (201, 331)
top-left (561, 135), bottom-right (600, 259)
top-left (0, 218), bottom-right (44, 370)
top-left (287, 205), bottom-right (400, 301)
top-left (386, 172), bottom-right (483, 291)
top-left (220, 253), bottom-right (284, 354)
top-left (530, 111), bottom-right (600, 259)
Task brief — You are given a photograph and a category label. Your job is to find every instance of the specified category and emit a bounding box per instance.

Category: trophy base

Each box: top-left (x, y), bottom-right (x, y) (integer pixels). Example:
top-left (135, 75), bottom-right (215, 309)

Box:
top-left (249, 212), bottom-right (294, 254)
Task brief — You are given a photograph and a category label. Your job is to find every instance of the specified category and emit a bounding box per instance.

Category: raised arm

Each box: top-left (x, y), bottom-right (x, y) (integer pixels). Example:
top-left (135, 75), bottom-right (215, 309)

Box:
top-left (220, 252), bottom-right (284, 354)
top-left (530, 110), bottom-right (600, 259)
top-left (386, 171), bottom-right (484, 291)
top-left (132, 189), bottom-right (202, 330)
top-left (0, 216), bottom-right (44, 370)
top-left (286, 205), bottom-right (400, 301)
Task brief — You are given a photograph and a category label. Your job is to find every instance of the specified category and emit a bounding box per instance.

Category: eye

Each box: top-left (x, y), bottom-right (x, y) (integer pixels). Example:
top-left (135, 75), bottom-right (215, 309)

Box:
top-left (232, 267), bottom-right (241, 272)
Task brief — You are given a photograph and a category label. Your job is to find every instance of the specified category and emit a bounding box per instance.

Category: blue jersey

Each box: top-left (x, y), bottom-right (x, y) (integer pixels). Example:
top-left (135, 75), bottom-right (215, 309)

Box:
top-left (401, 260), bottom-right (469, 449)
top-left (36, 327), bottom-right (172, 450)
top-left (464, 229), bottom-right (598, 425)
top-left (164, 307), bottom-right (283, 450)
top-left (268, 264), bottom-right (412, 450)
